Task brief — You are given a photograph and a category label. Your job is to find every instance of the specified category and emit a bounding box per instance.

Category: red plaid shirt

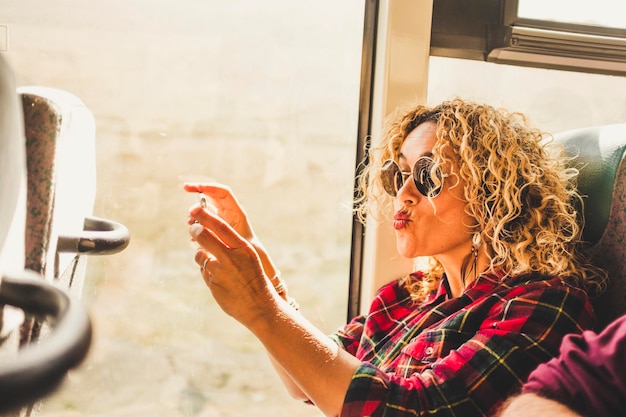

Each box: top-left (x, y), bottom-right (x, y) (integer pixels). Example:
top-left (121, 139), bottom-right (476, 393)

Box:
top-left (330, 271), bottom-right (594, 417)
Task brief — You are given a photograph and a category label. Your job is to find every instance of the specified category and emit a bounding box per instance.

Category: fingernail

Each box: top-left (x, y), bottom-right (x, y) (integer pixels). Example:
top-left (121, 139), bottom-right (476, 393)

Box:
top-left (190, 223), bottom-right (203, 237)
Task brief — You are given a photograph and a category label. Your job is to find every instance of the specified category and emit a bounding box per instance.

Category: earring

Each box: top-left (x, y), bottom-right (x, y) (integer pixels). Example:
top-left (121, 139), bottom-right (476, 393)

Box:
top-left (471, 233), bottom-right (482, 255)
top-left (460, 232), bottom-right (482, 286)
top-left (470, 232), bottom-right (481, 280)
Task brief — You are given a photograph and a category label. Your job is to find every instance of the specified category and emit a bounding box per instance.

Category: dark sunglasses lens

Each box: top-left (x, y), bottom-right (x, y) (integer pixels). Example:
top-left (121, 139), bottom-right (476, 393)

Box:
top-left (381, 160), bottom-right (402, 196)
top-left (413, 157), bottom-right (442, 197)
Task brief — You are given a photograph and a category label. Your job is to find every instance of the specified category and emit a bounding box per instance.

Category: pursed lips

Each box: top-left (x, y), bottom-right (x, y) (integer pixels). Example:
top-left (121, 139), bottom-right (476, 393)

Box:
top-left (393, 211), bottom-right (410, 230)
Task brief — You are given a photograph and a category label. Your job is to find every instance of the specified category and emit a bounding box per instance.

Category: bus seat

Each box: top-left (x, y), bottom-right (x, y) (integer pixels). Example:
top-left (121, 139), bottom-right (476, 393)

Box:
top-left (0, 52), bottom-right (27, 349)
top-left (20, 86), bottom-right (100, 292)
top-left (18, 87), bottom-right (97, 348)
top-left (21, 90), bottom-right (61, 283)
top-left (554, 123), bottom-right (626, 329)
top-left (18, 87), bottom-right (130, 348)
top-left (0, 53), bottom-right (92, 415)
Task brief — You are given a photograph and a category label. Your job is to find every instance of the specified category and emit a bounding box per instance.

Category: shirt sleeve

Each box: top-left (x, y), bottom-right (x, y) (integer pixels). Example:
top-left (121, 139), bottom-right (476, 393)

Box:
top-left (330, 279), bottom-right (414, 355)
top-left (522, 314), bottom-right (626, 417)
top-left (339, 285), bottom-right (594, 417)
top-left (330, 314), bottom-right (366, 355)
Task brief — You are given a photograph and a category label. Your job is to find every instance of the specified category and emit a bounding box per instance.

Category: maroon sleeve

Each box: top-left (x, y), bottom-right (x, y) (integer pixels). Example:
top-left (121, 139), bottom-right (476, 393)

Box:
top-left (522, 314), bottom-right (626, 416)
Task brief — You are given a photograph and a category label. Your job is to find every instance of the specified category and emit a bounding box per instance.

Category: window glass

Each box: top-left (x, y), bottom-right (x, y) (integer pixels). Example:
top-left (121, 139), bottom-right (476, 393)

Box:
top-left (518, 0), bottom-right (626, 30)
top-left (3, 1), bottom-right (363, 416)
top-left (428, 56), bottom-right (626, 133)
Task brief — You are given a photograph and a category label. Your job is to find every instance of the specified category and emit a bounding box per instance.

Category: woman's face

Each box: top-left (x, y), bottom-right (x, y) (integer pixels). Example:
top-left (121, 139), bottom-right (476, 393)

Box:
top-left (392, 122), bottom-right (475, 261)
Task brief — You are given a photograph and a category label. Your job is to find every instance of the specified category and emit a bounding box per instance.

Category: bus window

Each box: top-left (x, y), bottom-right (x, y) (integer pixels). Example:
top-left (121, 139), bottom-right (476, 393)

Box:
top-left (517, 0), bottom-right (626, 29)
top-left (427, 56), bottom-right (626, 134)
top-left (2, 1), bottom-right (364, 416)
top-left (353, 0), bottom-right (626, 316)
top-left (3, 0), bottom-right (626, 415)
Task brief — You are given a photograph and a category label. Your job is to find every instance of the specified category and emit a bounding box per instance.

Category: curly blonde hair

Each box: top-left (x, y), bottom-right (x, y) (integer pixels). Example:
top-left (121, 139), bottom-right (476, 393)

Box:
top-left (355, 98), bottom-right (606, 301)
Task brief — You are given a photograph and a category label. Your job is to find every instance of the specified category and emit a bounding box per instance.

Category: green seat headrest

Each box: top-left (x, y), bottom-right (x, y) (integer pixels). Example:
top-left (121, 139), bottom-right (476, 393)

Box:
top-left (554, 124), bottom-right (626, 246)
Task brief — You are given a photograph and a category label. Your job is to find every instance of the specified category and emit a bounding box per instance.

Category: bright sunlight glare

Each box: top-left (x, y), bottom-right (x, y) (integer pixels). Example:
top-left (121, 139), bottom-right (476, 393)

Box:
top-left (518, 0), bottom-right (626, 29)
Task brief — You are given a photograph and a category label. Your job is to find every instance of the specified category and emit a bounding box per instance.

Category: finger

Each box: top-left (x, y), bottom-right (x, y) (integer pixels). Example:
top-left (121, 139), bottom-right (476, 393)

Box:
top-left (186, 203), bottom-right (203, 226)
top-left (189, 212), bottom-right (249, 253)
top-left (187, 201), bottom-right (217, 224)
top-left (183, 182), bottom-right (232, 199)
top-left (189, 203), bottom-right (240, 235)
top-left (194, 249), bottom-right (216, 268)
top-left (184, 183), bottom-right (229, 211)
top-left (184, 183), bottom-right (244, 212)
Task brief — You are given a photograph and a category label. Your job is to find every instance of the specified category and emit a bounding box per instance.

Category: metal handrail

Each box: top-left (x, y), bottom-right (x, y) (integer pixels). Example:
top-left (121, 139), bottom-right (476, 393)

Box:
top-left (57, 216), bottom-right (130, 255)
top-left (0, 270), bottom-right (92, 414)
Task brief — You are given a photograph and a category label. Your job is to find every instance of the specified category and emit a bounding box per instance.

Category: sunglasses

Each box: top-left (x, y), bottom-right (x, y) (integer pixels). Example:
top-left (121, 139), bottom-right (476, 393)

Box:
top-left (380, 156), bottom-right (445, 197)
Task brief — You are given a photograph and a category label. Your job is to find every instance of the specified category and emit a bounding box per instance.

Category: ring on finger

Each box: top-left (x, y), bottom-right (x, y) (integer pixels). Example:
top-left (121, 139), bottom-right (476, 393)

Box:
top-left (273, 278), bottom-right (287, 294)
top-left (202, 258), bottom-right (209, 271)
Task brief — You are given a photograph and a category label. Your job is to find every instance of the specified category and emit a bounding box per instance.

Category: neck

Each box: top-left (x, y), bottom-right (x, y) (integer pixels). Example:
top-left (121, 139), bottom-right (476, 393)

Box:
top-left (439, 251), bottom-right (491, 298)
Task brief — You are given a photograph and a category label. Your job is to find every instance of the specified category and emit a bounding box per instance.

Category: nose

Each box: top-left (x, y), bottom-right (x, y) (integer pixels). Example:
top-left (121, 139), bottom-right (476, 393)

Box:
top-left (395, 176), bottom-right (419, 205)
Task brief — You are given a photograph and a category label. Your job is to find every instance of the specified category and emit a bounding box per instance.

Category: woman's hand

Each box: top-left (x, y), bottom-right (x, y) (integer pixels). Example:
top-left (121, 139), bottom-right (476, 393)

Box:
top-left (185, 183), bottom-right (358, 416)
top-left (188, 202), bottom-right (276, 327)
top-left (184, 183), bottom-right (282, 288)
top-left (184, 182), bottom-right (255, 241)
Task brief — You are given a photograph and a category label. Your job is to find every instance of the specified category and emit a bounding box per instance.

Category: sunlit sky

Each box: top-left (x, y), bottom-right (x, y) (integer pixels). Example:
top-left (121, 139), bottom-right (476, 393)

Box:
top-left (519, 0), bottom-right (626, 29)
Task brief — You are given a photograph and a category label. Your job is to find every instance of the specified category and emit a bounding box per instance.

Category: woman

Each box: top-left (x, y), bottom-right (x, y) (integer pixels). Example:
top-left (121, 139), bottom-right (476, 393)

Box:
top-left (184, 98), bottom-right (605, 416)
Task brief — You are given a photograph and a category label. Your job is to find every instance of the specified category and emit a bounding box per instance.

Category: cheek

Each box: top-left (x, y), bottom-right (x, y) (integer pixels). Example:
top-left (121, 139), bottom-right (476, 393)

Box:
top-left (427, 195), bottom-right (473, 235)
top-left (438, 181), bottom-right (468, 216)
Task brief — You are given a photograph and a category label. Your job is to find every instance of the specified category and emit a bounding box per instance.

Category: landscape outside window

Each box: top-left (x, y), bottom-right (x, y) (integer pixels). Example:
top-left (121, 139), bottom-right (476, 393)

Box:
top-left (4, 1), bottom-right (363, 416)
top-left (518, 0), bottom-right (626, 29)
